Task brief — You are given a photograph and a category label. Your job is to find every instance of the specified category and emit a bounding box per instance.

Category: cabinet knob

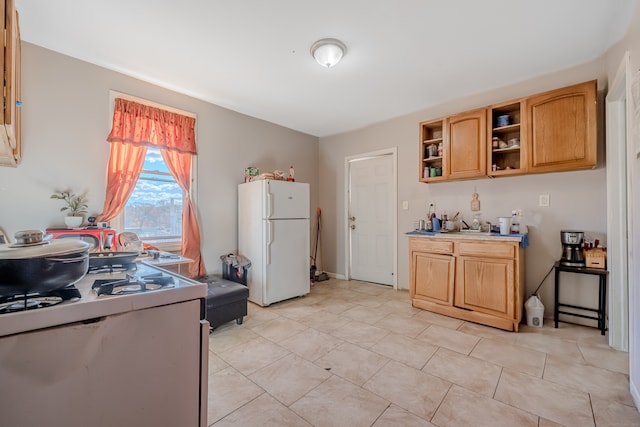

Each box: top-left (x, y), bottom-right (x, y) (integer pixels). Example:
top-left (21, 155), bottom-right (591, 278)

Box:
top-left (349, 216), bottom-right (356, 221)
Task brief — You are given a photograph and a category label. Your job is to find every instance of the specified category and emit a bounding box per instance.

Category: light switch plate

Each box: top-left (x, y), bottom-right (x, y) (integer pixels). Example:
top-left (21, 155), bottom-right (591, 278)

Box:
top-left (402, 201), bottom-right (409, 210)
top-left (539, 194), bottom-right (550, 207)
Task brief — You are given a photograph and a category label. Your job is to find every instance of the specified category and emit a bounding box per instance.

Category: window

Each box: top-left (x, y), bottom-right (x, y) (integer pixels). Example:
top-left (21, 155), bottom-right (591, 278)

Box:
top-left (123, 147), bottom-right (183, 247)
top-left (106, 93), bottom-right (198, 253)
top-left (102, 93), bottom-right (204, 276)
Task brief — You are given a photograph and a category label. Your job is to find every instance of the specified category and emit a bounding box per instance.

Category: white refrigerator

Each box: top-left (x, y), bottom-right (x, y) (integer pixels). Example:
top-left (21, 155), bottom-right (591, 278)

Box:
top-left (238, 180), bottom-right (310, 306)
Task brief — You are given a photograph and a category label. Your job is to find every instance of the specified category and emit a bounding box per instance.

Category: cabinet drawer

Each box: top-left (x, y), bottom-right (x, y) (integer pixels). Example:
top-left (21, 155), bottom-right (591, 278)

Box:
top-left (410, 238), bottom-right (453, 254)
top-left (458, 241), bottom-right (515, 258)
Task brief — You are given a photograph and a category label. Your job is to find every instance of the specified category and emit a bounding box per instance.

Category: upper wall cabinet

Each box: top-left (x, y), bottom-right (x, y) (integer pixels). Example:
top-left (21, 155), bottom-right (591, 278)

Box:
top-left (487, 100), bottom-right (526, 177)
top-left (447, 108), bottom-right (486, 180)
top-left (419, 80), bottom-right (597, 183)
top-left (0, 0), bottom-right (21, 167)
top-left (419, 118), bottom-right (447, 182)
top-left (419, 109), bottom-right (486, 183)
top-left (525, 80), bottom-right (596, 173)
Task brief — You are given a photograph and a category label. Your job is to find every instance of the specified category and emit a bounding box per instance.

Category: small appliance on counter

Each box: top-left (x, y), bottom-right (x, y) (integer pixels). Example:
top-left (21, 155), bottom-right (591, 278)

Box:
top-left (560, 230), bottom-right (585, 267)
top-left (46, 227), bottom-right (117, 252)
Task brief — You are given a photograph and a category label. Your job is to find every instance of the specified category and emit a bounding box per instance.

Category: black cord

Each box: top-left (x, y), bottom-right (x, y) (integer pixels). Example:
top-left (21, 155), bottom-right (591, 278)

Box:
top-left (532, 264), bottom-right (555, 296)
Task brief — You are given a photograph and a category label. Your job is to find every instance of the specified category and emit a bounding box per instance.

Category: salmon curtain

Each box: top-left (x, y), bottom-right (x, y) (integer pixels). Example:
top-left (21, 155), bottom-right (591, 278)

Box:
top-left (106, 98), bottom-right (197, 154)
top-left (98, 98), bottom-right (205, 277)
top-left (161, 149), bottom-right (205, 277)
top-left (97, 143), bottom-right (147, 223)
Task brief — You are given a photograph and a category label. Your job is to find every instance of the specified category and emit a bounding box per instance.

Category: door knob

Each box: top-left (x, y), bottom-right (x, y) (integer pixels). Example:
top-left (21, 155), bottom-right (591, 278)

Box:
top-left (349, 216), bottom-right (356, 221)
top-left (350, 224), bottom-right (356, 229)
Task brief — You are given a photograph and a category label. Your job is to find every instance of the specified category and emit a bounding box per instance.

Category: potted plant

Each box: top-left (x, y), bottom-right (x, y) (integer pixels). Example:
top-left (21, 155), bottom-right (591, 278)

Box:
top-left (50, 190), bottom-right (89, 229)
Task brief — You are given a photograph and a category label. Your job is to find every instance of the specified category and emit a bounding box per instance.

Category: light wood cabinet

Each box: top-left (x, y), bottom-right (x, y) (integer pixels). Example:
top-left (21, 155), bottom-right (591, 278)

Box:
top-left (525, 80), bottom-right (597, 173)
top-left (419, 108), bottom-right (487, 182)
top-left (447, 108), bottom-right (486, 180)
top-left (419, 118), bottom-right (446, 182)
top-left (455, 255), bottom-right (515, 319)
top-left (487, 100), bottom-right (526, 176)
top-left (0, 0), bottom-right (21, 167)
top-left (419, 80), bottom-right (597, 183)
top-left (409, 236), bottom-right (525, 331)
top-left (410, 238), bottom-right (455, 305)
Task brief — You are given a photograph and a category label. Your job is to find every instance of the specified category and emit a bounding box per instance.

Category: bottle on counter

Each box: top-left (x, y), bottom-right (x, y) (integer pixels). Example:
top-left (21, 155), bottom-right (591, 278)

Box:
top-left (471, 212), bottom-right (481, 230)
top-left (517, 209), bottom-right (527, 234)
top-left (288, 165), bottom-right (295, 182)
top-left (510, 209), bottom-right (526, 234)
top-left (510, 210), bottom-right (519, 234)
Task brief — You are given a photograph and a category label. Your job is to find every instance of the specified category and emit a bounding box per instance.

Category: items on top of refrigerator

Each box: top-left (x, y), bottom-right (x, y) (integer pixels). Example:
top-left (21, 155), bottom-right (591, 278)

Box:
top-left (244, 167), bottom-right (259, 182)
top-left (244, 167), bottom-right (296, 182)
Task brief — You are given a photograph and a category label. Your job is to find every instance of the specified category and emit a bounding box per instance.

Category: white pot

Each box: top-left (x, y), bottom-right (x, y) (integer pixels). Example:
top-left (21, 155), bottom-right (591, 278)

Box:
top-left (64, 216), bottom-right (83, 229)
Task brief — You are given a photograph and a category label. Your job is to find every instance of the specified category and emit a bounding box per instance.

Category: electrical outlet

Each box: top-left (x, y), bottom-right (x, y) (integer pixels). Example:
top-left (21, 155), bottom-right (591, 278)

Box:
top-left (402, 201), bottom-right (409, 210)
top-left (539, 194), bottom-right (550, 207)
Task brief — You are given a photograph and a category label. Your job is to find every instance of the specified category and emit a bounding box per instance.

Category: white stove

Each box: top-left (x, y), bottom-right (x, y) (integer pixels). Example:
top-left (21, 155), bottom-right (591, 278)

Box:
top-left (0, 262), bottom-right (209, 427)
top-left (0, 262), bottom-right (206, 336)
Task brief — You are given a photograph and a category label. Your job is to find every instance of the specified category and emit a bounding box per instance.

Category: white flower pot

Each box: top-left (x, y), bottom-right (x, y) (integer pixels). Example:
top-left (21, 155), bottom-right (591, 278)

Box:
top-left (64, 216), bottom-right (83, 229)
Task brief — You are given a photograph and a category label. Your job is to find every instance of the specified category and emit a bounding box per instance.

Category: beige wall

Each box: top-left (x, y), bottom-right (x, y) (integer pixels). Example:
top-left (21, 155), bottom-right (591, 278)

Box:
top-left (319, 60), bottom-right (608, 313)
top-left (0, 43), bottom-right (319, 275)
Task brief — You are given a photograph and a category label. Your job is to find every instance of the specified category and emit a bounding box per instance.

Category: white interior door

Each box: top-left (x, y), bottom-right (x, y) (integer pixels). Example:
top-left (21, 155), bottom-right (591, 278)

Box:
top-left (607, 52), bottom-right (639, 410)
top-left (348, 153), bottom-right (395, 286)
top-left (606, 53), bottom-right (631, 352)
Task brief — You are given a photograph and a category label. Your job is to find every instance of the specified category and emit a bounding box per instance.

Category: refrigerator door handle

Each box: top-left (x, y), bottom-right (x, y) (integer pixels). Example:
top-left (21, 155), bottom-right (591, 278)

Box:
top-left (266, 189), bottom-right (273, 219)
top-left (266, 220), bottom-right (273, 265)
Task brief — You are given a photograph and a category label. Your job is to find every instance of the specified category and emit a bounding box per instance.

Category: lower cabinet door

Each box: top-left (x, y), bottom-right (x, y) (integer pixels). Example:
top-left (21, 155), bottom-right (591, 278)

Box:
top-left (412, 251), bottom-right (455, 306)
top-left (455, 255), bottom-right (514, 319)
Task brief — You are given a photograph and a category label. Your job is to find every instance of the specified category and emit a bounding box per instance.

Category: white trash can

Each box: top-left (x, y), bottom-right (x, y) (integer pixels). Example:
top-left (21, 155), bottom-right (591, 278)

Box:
top-left (525, 294), bottom-right (545, 328)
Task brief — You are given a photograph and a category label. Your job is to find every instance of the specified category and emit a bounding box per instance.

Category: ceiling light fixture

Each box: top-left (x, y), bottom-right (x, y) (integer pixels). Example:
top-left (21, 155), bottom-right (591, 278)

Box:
top-left (311, 38), bottom-right (346, 68)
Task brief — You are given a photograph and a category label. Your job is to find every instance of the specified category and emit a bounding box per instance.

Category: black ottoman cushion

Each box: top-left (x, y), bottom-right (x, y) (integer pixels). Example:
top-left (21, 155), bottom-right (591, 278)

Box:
top-left (205, 276), bottom-right (249, 330)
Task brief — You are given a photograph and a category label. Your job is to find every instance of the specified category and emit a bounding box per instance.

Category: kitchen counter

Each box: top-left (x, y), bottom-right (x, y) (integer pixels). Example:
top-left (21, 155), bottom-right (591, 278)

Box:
top-left (0, 262), bottom-right (207, 337)
top-left (406, 230), bottom-right (528, 248)
top-left (408, 231), bottom-right (526, 331)
top-left (140, 252), bottom-right (193, 275)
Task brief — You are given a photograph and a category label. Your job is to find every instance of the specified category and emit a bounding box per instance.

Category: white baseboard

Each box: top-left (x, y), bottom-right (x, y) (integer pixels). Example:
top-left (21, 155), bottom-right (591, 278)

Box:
top-left (325, 272), bottom-right (346, 280)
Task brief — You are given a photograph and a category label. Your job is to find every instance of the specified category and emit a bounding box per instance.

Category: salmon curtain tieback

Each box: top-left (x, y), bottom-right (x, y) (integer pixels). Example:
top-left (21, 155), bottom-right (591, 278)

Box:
top-left (98, 97), bottom-right (205, 278)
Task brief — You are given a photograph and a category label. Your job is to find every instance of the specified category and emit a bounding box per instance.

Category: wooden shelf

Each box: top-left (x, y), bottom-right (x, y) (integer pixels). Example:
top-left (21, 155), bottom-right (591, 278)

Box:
top-left (492, 123), bottom-right (520, 133)
top-left (492, 146), bottom-right (520, 153)
top-left (423, 137), bottom-right (443, 144)
top-left (423, 156), bottom-right (443, 163)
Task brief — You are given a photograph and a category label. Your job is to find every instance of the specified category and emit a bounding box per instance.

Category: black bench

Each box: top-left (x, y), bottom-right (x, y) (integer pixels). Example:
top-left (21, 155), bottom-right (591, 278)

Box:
top-left (203, 276), bottom-right (249, 330)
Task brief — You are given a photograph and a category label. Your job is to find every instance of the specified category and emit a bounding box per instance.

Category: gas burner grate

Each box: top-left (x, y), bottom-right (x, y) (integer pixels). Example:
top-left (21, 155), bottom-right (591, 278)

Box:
top-left (87, 262), bottom-right (137, 274)
top-left (92, 273), bottom-right (174, 296)
top-left (0, 286), bottom-right (81, 314)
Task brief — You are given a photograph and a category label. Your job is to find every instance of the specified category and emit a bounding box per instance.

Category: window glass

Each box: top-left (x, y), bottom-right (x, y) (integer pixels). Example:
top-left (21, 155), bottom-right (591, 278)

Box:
top-left (123, 147), bottom-right (183, 242)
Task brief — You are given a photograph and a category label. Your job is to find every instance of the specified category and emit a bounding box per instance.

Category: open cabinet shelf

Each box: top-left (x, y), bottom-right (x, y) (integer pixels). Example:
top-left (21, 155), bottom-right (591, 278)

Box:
top-left (488, 101), bottom-right (525, 176)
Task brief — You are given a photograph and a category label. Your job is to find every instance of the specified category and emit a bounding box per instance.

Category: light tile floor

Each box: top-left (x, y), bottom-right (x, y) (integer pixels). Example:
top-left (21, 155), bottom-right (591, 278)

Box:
top-left (207, 278), bottom-right (640, 427)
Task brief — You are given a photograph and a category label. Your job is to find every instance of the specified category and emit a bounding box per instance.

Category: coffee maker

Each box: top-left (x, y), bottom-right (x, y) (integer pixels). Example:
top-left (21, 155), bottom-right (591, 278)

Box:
top-left (560, 230), bottom-right (585, 267)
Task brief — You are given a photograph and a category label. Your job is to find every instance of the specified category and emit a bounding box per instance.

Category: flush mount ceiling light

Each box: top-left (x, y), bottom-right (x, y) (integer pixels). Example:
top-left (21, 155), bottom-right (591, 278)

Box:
top-left (311, 38), bottom-right (346, 68)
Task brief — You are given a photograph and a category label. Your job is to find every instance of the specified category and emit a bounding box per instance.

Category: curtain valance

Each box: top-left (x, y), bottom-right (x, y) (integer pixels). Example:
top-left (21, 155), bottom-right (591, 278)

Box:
top-left (107, 98), bottom-right (197, 154)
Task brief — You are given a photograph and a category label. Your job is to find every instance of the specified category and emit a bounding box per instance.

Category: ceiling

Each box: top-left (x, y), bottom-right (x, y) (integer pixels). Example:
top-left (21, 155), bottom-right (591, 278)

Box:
top-left (15, 0), bottom-right (636, 137)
